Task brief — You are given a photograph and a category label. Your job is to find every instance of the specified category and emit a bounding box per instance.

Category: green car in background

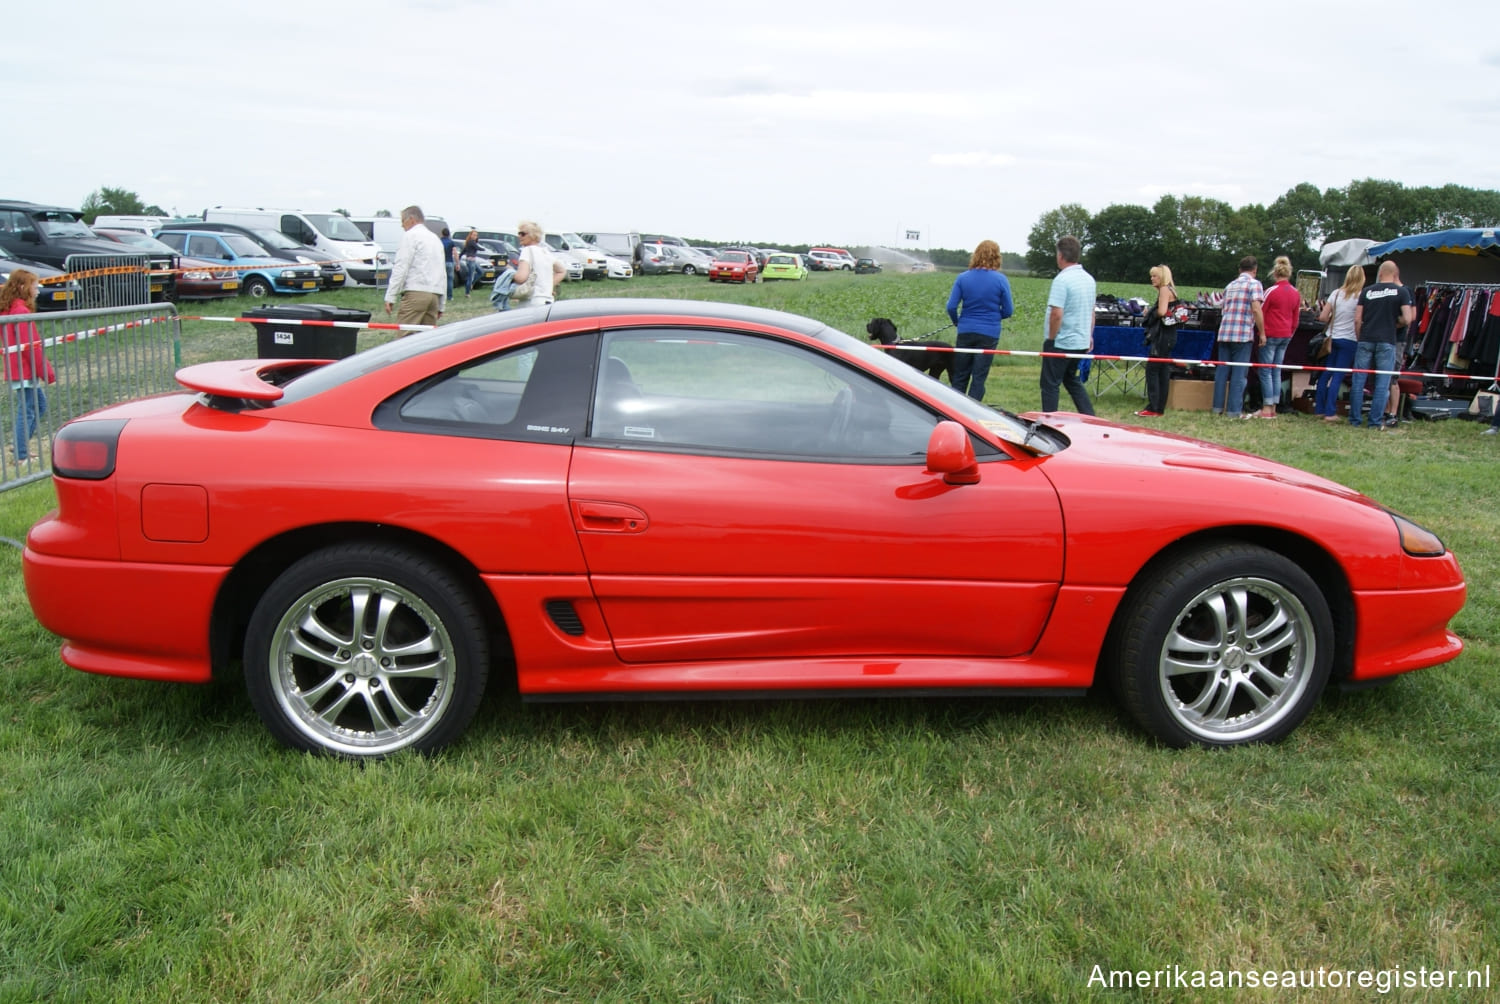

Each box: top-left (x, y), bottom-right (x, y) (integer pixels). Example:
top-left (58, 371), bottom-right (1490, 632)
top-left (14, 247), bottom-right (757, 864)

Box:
top-left (761, 252), bottom-right (808, 281)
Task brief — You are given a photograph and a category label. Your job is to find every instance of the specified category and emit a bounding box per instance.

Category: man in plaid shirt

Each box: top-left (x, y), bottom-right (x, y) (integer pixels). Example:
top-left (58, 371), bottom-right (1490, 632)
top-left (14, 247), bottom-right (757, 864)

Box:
top-left (1211, 256), bottom-right (1266, 417)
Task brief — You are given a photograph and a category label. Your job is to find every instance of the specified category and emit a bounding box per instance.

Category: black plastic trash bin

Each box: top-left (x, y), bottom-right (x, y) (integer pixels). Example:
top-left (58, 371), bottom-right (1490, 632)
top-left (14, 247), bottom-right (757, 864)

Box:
top-left (243, 303), bottom-right (371, 360)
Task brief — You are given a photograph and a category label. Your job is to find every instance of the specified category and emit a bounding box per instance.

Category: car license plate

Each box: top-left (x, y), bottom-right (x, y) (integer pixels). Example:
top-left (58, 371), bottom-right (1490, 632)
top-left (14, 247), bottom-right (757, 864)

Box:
top-left (301, 281), bottom-right (317, 289)
top-left (55, 291), bottom-right (74, 301)
top-left (223, 281), bottom-right (240, 290)
top-left (376, 271), bottom-right (391, 283)
top-left (151, 283), bottom-right (164, 292)
top-left (331, 276), bottom-right (346, 285)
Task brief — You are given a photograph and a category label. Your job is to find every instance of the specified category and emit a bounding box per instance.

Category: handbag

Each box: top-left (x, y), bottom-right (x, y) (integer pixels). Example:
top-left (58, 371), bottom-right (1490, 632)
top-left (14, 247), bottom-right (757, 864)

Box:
top-left (510, 259), bottom-right (537, 302)
top-left (1307, 332), bottom-right (1331, 360)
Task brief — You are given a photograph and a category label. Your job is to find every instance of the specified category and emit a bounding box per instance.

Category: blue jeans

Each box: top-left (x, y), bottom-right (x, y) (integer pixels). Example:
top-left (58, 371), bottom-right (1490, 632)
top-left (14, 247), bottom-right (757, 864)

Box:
top-left (462, 258), bottom-right (485, 294)
top-left (1314, 338), bottom-right (1356, 416)
top-left (1257, 336), bottom-right (1291, 410)
top-left (1349, 341), bottom-right (1396, 427)
top-left (13, 385), bottom-right (47, 460)
top-left (1211, 340), bottom-right (1253, 416)
top-left (950, 332), bottom-right (997, 400)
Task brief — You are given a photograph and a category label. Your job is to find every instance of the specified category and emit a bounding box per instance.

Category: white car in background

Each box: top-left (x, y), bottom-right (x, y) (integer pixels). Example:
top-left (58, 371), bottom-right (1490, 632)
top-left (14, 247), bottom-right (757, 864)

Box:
top-left (546, 232), bottom-right (612, 280)
top-left (603, 255), bottom-right (633, 280)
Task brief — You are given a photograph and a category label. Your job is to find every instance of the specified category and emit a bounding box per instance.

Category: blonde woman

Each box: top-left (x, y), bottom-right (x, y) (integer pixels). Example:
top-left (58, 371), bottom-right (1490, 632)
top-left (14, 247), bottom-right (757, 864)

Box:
top-left (1137, 263), bottom-right (1180, 417)
top-left (1314, 265), bottom-right (1365, 421)
top-left (512, 221), bottom-right (566, 307)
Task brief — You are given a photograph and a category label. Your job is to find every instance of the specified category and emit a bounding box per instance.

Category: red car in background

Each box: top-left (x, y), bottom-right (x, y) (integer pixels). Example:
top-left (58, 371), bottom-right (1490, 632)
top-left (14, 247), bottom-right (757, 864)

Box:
top-left (708, 250), bottom-right (759, 283)
top-left (22, 300), bottom-right (1466, 758)
top-left (92, 228), bottom-right (240, 301)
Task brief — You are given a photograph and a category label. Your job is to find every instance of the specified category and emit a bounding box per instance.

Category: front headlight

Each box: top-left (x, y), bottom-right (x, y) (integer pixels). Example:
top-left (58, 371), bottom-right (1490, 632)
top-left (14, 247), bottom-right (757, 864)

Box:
top-left (183, 269), bottom-right (212, 280)
top-left (1391, 512), bottom-right (1445, 556)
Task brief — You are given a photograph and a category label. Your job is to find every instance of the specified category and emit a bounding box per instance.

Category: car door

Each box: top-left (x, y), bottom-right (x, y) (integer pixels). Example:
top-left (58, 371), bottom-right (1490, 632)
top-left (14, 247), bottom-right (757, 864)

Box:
top-left (567, 326), bottom-right (1065, 666)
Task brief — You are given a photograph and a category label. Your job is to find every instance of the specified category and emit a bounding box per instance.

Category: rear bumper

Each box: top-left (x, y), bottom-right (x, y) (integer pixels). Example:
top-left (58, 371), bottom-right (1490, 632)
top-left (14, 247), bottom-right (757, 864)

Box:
top-left (23, 549), bottom-right (226, 684)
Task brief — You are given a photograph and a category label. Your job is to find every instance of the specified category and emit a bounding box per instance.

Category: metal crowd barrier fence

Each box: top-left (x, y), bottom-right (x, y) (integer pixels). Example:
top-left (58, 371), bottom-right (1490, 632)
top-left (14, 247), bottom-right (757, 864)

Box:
top-left (63, 252), bottom-right (152, 309)
top-left (1, 303), bottom-right (181, 492)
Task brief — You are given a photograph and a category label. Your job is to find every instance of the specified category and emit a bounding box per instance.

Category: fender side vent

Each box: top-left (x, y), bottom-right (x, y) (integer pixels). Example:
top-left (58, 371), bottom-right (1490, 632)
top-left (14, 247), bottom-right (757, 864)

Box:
top-left (546, 600), bottom-right (585, 636)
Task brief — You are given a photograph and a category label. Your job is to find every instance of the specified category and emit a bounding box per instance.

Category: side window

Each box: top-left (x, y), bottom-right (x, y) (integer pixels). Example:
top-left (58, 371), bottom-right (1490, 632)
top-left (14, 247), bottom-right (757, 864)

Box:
top-left (10, 212), bottom-right (38, 239)
top-left (186, 235), bottom-right (222, 259)
top-left (590, 329), bottom-right (939, 460)
top-left (156, 232), bottom-right (185, 252)
top-left (375, 332), bottom-right (596, 443)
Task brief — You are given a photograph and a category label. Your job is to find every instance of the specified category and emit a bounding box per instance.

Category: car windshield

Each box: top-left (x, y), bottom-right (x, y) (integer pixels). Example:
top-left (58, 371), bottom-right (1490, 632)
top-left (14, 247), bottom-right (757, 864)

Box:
top-left (812, 324), bottom-right (1052, 453)
top-left (222, 234), bottom-right (268, 257)
top-left (35, 212), bottom-right (94, 238)
top-left (769, 255), bottom-right (794, 265)
top-left (252, 228), bottom-right (302, 250)
top-left (303, 213), bottom-right (368, 242)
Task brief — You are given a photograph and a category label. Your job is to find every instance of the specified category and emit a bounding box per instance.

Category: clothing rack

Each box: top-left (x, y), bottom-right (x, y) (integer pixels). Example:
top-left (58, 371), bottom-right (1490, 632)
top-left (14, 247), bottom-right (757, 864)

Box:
top-left (1411, 282), bottom-right (1500, 389)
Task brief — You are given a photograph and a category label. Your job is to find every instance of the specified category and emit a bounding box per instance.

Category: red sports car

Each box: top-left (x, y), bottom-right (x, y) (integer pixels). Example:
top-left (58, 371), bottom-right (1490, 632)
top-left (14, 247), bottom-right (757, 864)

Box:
top-left (23, 300), bottom-right (1466, 757)
top-left (708, 250), bottom-right (759, 283)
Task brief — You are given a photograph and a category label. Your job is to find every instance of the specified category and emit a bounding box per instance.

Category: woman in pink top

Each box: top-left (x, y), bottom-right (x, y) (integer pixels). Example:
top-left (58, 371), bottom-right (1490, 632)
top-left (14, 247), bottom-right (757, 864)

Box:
top-left (1, 268), bottom-right (56, 462)
top-left (1253, 256), bottom-right (1302, 419)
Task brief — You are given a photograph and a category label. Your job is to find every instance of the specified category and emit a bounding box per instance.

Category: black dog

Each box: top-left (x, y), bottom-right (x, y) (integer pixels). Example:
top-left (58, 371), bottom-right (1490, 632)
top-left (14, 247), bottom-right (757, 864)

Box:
top-left (866, 318), bottom-right (954, 383)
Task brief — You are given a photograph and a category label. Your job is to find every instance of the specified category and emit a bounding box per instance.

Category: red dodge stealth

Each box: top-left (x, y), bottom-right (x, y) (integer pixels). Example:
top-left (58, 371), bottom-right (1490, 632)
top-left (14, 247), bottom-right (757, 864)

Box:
top-left (23, 300), bottom-right (1465, 757)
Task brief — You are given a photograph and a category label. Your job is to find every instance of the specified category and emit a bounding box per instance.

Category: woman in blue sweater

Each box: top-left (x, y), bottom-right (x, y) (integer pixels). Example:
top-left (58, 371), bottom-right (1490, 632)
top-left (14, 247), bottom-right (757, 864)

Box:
top-left (944, 240), bottom-right (1015, 400)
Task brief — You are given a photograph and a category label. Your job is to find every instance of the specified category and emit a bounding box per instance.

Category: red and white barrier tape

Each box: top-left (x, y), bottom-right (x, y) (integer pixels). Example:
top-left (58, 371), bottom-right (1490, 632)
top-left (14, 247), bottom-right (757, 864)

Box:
top-left (875, 343), bottom-right (1499, 385)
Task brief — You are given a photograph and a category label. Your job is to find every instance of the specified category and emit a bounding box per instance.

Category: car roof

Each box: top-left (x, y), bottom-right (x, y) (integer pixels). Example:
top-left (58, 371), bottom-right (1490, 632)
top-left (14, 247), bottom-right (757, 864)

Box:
top-left (548, 297), bottom-right (825, 336)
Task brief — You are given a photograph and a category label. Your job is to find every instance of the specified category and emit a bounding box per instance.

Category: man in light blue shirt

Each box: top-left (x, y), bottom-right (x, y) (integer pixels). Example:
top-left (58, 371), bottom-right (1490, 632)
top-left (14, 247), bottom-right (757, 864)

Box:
top-left (1041, 235), bottom-right (1096, 414)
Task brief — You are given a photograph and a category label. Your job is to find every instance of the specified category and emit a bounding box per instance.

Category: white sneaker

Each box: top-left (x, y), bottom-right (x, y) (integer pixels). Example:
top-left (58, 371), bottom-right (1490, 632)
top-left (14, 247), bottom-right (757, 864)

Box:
top-left (1484, 426), bottom-right (1499, 436)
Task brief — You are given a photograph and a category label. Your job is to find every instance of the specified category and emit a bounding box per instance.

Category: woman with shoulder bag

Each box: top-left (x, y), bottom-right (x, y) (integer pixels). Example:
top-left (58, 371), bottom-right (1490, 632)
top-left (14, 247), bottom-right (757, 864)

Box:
top-left (1136, 264), bottom-right (1180, 417)
top-left (1314, 265), bottom-right (1364, 422)
top-left (512, 221), bottom-right (566, 308)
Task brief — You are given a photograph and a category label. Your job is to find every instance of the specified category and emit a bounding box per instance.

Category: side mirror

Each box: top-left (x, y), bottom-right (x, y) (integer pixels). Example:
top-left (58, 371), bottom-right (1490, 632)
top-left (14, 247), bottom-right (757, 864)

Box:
top-left (925, 421), bottom-right (980, 485)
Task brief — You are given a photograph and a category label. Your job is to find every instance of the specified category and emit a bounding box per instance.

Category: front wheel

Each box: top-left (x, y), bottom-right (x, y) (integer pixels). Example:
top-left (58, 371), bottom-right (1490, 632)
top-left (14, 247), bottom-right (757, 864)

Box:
top-left (682, 265), bottom-right (696, 276)
top-left (1112, 543), bottom-right (1333, 747)
top-left (244, 542), bottom-right (491, 757)
top-left (243, 275), bottom-right (273, 299)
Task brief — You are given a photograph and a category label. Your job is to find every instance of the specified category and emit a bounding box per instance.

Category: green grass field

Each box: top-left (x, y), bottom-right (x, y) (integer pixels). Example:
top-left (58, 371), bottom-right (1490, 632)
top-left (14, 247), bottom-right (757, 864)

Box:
top-left (2, 270), bottom-right (1497, 1001)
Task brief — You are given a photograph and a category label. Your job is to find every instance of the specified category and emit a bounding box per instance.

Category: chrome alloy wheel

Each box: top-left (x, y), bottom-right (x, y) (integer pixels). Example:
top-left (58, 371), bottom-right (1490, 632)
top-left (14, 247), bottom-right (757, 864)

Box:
top-left (268, 575), bottom-right (456, 756)
top-left (1156, 576), bottom-right (1317, 743)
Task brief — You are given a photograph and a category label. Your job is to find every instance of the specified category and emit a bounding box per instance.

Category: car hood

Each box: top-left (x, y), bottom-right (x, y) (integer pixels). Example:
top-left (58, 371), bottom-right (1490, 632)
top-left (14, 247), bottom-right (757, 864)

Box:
top-left (1029, 412), bottom-right (1375, 506)
top-left (0, 255), bottom-right (68, 278)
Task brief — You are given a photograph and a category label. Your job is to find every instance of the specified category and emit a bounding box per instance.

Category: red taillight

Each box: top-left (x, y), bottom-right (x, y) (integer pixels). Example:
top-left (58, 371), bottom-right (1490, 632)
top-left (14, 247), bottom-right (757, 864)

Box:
top-left (52, 419), bottom-right (127, 480)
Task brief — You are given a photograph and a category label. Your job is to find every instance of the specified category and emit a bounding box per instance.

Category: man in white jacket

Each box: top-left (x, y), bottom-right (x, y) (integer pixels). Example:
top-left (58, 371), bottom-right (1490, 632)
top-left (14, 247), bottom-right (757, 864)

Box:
top-left (383, 205), bottom-right (446, 329)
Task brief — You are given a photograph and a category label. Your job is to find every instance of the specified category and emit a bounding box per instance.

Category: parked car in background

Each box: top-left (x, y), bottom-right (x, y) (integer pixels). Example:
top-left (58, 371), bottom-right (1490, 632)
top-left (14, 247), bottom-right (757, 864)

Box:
top-left (761, 252), bottom-right (808, 281)
top-left (546, 233), bottom-right (611, 281)
top-left (603, 255), bottom-right (633, 280)
top-left (909, 262), bottom-right (937, 273)
top-left (98, 235), bottom-right (241, 301)
top-left (579, 232), bottom-right (637, 263)
top-left (810, 247), bottom-right (857, 269)
top-left (709, 250), bottom-right (759, 283)
top-left (91, 214), bottom-right (179, 233)
top-left (90, 229), bottom-right (178, 301)
top-left (636, 243), bottom-right (678, 276)
top-left (0, 255), bottom-right (81, 309)
top-left (205, 208), bottom-right (388, 285)
top-left (855, 258), bottom-right (882, 274)
top-left (807, 250), bottom-right (852, 272)
top-left (475, 238), bottom-right (517, 268)
top-left (158, 221), bottom-right (352, 291)
top-left (153, 230), bottom-right (321, 298)
top-left (0, 200), bottom-right (140, 271)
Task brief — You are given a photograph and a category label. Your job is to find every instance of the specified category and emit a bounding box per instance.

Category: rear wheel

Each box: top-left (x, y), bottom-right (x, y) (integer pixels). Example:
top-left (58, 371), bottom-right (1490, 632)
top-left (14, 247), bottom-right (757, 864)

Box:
top-left (1113, 543), bottom-right (1332, 747)
top-left (682, 265), bottom-right (696, 275)
top-left (244, 542), bottom-right (491, 758)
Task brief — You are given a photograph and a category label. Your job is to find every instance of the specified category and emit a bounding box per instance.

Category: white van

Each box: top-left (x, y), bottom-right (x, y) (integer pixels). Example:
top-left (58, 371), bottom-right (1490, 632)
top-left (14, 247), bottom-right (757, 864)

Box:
top-left (204, 207), bottom-right (390, 284)
top-left (352, 215), bottom-right (452, 263)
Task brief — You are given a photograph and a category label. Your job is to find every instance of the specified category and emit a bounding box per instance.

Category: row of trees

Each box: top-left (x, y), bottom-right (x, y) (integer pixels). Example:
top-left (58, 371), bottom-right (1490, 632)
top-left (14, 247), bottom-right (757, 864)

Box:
top-left (1024, 179), bottom-right (1500, 285)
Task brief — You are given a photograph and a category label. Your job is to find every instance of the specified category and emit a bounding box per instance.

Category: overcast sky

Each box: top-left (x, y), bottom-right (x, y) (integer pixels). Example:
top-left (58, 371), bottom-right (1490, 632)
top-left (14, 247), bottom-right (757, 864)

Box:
top-left (10, 1), bottom-right (1498, 254)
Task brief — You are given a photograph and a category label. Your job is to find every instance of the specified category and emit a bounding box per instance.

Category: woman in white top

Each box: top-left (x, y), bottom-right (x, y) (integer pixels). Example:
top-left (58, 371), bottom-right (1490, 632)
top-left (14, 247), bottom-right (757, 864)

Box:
top-left (513, 220), bottom-right (566, 307)
top-left (1314, 265), bottom-right (1365, 421)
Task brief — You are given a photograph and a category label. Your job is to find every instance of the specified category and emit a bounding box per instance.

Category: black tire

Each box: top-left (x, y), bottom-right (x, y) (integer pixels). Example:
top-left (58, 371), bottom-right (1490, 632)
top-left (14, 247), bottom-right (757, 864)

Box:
top-left (682, 265), bottom-right (696, 276)
top-left (244, 542), bottom-right (491, 758)
top-left (1112, 542), bottom-right (1332, 747)
top-left (243, 275), bottom-right (273, 299)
